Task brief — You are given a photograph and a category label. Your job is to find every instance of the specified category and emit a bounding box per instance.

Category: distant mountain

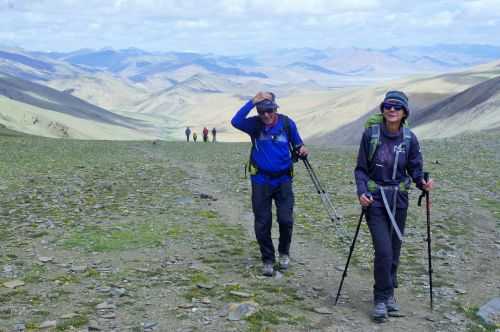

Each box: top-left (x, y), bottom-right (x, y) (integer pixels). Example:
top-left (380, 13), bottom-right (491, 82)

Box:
top-left (307, 61), bottom-right (500, 145)
top-left (0, 73), bottom-right (154, 139)
top-left (411, 75), bottom-right (500, 138)
top-left (286, 62), bottom-right (347, 76)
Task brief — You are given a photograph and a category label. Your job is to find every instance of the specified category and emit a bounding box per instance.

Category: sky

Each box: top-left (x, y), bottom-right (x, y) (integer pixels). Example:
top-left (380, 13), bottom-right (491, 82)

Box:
top-left (1, 0), bottom-right (500, 55)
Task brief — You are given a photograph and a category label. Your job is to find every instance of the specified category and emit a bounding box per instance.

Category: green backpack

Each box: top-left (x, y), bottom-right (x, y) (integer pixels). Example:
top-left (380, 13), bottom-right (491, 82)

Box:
top-left (364, 113), bottom-right (412, 162)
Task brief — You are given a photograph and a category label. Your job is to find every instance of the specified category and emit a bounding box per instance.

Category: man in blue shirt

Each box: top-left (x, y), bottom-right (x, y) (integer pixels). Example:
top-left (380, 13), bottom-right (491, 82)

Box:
top-left (232, 91), bottom-right (308, 276)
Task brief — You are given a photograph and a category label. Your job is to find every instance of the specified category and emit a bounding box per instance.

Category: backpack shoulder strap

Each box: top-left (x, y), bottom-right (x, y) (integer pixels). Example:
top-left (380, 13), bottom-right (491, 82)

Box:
top-left (368, 124), bottom-right (380, 162)
top-left (403, 127), bottom-right (412, 152)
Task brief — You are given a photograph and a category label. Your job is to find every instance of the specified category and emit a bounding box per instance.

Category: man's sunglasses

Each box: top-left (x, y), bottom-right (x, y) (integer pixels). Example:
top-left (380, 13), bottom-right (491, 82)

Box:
top-left (257, 108), bottom-right (276, 115)
top-left (382, 103), bottom-right (405, 111)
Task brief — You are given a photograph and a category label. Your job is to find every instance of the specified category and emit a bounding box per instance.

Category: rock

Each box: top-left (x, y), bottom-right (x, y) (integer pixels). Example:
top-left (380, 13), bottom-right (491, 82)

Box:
top-left (229, 291), bottom-right (252, 298)
top-left (71, 265), bottom-right (87, 273)
top-left (201, 297), bottom-right (211, 304)
top-left (177, 303), bottom-right (194, 309)
top-left (38, 256), bottom-right (53, 263)
top-left (197, 283), bottom-right (215, 290)
top-left (88, 320), bottom-right (101, 331)
top-left (143, 321), bottom-right (158, 329)
top-left (14, 323), bottom-right (25, 331)
top-left (111, 287), bottom-right (127, 297)
top-left (477, 297), bottom-right (500, 326)
top-left (39, 320), bottom-right (57, 329)
top-left (226, 302), bottom-right (259, 321)
top-left (313, 307), bottom-right (334, 315)
top-left (60, 313), bottom-right (78, 319)
top-left (99, 312), bottom-right (116, 319)
top-left (313, 286), bottom-right (323, 291)
top-left (3, 280), bottom-right (25, 289)
top-left (96, 302), bottom-right (116, 310)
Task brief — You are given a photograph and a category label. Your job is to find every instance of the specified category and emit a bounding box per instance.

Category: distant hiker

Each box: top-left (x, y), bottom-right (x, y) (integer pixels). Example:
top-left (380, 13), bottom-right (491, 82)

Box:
top-left (185, 127), bottom-right (191, 142)
top-left (232, 91), bottom-right (308, 277)
top-left (193, 132), bottom-right (198, 142)
top-left (354, 91), bottom-right (434, 321)
top-left (211, 127), bottom-right (217, 143)
top-left (202, 127), bottom-right (209, 142)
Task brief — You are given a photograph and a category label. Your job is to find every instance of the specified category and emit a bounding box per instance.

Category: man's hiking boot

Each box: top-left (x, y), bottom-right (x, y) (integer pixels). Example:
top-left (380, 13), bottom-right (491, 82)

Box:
top-left (386, 296), bottom-right (404, 317)
top-left (278, 254), bottom-right (290, 270)
top-left (262, 263), bottom-right (274, 277)
top-left (372, 302), bottom-right (388, 322)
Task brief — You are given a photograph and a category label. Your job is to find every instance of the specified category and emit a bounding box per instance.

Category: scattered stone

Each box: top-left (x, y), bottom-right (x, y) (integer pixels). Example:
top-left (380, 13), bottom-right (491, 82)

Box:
top-left (199, 193), bottom-right (217, 201)
top-left (3, 280), bottom-right (25, 289)
top-left (229, 291), bottom-right (252, 298)
top-left (201, 297), bottom-right (211, 304)
top-left (96, 302), bottom-right (116, 310)
top-left (226, 302), bottom-right (259, 321)
top-left (14, 323), bottom-right (25, 331)
top-left (197, 283), bottom-right (215, 290)
top-left (111, 287), bottom-right (127, 297)
top-left (39, 320), bottom-right (57, 329)
top-left (313, 307), bottom-right (334, 315)
top-left (96, 286), bottom-right (111, 293)
top-left (177, 303), bottom-right (194, 309)
top-left (455, 288), bottom-right (467, 294)
top-left (99, 313), bottom-right (116, 319)
top-left (38, 256), bottom-right (53, 263)
top-left (88, 320), bottom-right (101, 331)
top-left (70, 265), bottom-right (87, 273)
top-left (477, 297), bottom-right (500, 326)
top-left (60, 313), bottom-right (78, 319)
top-left (143, 321), bottom-right (158, 330)
top-left (313, 286), bottom-right (323, 291)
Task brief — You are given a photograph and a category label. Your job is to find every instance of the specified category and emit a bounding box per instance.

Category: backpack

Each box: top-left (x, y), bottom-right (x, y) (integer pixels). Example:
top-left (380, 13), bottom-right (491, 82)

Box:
top-left (364, 113), bottom-right (412, 162)
top-left (246, 114), bottom-right (297, 177)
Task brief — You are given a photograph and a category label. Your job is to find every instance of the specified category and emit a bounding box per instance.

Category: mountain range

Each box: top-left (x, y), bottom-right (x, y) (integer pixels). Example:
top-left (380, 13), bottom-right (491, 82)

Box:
top-left (1, 44), bottom-right (500, 141)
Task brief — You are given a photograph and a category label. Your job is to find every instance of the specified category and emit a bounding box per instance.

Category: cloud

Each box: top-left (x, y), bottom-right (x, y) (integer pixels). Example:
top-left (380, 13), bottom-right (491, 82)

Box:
top-left (0, 0), bottom-right (499, 53)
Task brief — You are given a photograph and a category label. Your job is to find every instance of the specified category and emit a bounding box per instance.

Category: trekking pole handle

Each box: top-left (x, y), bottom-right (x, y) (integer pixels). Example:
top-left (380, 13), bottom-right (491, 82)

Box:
top-left (423, 172), bottom-right (430, 182)
top-left (418, 172), bottom-right (430, 206)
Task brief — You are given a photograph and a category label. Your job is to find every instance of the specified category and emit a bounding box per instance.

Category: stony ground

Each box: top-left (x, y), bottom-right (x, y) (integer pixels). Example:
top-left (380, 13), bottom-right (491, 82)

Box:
top-left (0, 132), bottom-right (499, 332)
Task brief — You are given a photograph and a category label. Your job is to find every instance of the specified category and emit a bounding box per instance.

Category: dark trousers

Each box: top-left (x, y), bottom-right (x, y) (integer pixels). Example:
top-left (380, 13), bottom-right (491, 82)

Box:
top-left (251, 181), bottom-right (294, 263)
top-left (366, 207), bottom-right (407, 303)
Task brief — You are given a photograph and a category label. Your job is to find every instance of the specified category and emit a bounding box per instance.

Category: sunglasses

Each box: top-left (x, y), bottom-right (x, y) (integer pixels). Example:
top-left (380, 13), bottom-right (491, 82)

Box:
top-left (257, 108), bottom-right (275, 115)
top-left (382, 103), bottom-right (405, 111)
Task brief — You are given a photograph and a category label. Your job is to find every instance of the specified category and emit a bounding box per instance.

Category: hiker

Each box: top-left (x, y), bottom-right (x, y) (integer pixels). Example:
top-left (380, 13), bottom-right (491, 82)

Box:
top-left (193, 132), bottom-right (198, 142)
top-left (203, 127), bottom-right (209, 142)
top-left (354, 91), bottom-right (434, 321)
top-left (212, 127), bottom-right (217, 143)
top-left (231, 91), bottom-right (308, 276)
top-left (185, 127), bottom-right (191, 142)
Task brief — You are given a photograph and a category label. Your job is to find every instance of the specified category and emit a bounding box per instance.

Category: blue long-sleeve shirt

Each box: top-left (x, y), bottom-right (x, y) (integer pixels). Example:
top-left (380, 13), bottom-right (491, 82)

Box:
top-left (354, 124), bottom-right (424, 208)
top-left (232, 100), bottom-right (304, 185)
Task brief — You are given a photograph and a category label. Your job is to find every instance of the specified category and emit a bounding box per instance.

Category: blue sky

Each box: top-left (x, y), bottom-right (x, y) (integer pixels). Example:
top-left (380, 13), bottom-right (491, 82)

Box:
top-left (1, 0), bottom-right (499, 54)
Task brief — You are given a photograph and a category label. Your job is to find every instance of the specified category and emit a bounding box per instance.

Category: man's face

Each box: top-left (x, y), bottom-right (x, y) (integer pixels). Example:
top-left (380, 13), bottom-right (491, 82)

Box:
top-left (258, 108), bottom-right (277, 125)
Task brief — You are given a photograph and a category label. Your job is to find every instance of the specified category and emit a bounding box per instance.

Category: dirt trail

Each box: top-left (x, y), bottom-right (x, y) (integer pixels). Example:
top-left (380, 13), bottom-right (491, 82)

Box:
top-left (184, 161), bottom-right (440, 331)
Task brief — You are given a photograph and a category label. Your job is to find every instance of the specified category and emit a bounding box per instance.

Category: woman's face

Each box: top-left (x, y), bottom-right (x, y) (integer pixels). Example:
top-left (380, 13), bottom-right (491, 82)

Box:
top-left (382, 103), bottom-right (406, 126)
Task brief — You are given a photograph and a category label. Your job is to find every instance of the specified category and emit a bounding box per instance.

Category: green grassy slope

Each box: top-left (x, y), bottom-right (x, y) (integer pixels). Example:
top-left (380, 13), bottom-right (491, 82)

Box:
top-left (0, 134), bottom-right (498, 331)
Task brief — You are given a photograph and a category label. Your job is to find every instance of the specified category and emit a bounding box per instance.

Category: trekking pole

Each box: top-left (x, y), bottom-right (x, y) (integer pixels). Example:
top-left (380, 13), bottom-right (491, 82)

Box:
top-left (418, 172), bottom-right (433, 310)
top-left (301, 157), bottom-right (341, 222)
top-left (334, 207), bottom-right (366, 305)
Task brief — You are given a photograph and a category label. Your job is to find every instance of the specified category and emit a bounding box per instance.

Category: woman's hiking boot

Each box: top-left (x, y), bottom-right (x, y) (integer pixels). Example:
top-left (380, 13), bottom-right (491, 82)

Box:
top-left (387, 296), bottom-right (404, 317)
